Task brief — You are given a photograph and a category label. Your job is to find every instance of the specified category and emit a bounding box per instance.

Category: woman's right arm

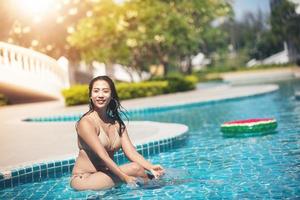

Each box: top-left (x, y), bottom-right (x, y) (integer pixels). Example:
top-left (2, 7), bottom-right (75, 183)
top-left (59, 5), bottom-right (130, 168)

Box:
top-left (77, 118), bottom-right (136, 183)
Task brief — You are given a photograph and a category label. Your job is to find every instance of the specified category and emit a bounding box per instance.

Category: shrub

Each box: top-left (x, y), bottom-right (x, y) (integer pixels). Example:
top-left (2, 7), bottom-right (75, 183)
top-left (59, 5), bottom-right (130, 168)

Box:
top-left (193, 71), bottom-right (222, 82)
top-left (62, 85), bottom-right (89, 106)
top-left (116, 81), bottom-right (168, 100)
top-left (165, 77), bottom-right (189, 92)
top-left (0, 94), bottom-right (8, 106)
top-left (185, 75), bottom-right (198, 85)
top-left (151, 74), bottom-right (198, 92)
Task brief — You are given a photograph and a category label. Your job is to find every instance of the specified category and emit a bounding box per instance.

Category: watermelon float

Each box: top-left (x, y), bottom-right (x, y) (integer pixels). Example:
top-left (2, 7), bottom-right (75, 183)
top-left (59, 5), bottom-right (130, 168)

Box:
top-left (221, 118), bottom-right (277, 135)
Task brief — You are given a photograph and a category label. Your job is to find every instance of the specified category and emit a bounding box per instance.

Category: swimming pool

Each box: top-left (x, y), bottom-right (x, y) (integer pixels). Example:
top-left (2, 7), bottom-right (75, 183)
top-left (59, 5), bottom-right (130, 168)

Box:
top-left (1, 79), bottom-right (300, 199)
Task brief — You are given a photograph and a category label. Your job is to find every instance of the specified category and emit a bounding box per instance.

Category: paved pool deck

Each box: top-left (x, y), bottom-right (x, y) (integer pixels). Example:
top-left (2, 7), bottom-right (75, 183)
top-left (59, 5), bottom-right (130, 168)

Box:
top-left (0, 83), bottom-right (279, 172)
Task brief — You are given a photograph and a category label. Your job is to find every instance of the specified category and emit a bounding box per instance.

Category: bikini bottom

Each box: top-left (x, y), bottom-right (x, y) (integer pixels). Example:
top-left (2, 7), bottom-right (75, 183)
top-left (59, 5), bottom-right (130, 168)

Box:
top-left (70, 167), bottom-right (111, 186)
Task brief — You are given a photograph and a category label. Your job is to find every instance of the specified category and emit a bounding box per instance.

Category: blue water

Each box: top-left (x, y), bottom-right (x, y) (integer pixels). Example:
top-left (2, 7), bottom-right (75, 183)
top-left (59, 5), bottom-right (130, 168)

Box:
top-left (1, 79), bottom-right (300, 199)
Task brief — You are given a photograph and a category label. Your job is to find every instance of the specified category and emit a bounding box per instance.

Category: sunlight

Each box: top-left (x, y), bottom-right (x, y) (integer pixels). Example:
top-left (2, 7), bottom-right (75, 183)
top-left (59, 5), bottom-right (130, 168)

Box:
top-left (113, 0), bottom-right (125, 5)
top-left (13, 0), bottom-right (56, 16)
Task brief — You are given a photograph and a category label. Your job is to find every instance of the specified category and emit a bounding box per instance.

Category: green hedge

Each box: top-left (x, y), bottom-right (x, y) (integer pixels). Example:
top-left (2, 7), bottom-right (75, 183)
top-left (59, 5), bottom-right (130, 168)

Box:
top-left (61, 76), bottom-right (197, 106)
top-left (116, 81), bottom-right (168, 100)
top-left (164, 76), bottom-right (196, 93)
top-left (150, 74), bottom-right (198, 92)
top-left (0, 94), bottom-right (8, 106)
top-left (193, 71), bottom-right (222, 82)
top-left (62, 85), bottom-right (89, 106)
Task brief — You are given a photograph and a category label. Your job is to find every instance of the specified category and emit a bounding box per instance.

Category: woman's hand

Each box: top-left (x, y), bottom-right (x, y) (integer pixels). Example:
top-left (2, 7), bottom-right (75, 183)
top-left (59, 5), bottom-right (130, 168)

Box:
top-left (149, 164), bottom-right (165, 179)
top-left (124, 175), bottom-right (137, 185)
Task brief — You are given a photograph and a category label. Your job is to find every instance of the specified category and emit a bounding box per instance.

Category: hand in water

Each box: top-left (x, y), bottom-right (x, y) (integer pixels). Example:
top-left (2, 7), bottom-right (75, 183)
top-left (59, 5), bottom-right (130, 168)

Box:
top-left (149, 164), bottom-right (165, 179)
top-left (124, 175), bottom-right (137, 186)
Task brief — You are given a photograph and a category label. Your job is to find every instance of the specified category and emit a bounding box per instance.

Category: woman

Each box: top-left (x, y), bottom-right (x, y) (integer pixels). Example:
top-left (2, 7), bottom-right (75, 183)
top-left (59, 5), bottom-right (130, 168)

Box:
top-left (70, 76), bottom-right (164, 191)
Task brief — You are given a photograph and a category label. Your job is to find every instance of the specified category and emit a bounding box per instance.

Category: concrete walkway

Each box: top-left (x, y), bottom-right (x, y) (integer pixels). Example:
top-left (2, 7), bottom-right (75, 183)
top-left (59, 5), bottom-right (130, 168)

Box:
top-left (0, 83), bottom-right (279, 171)
top-left (221, 67), bottom-right (299, 85)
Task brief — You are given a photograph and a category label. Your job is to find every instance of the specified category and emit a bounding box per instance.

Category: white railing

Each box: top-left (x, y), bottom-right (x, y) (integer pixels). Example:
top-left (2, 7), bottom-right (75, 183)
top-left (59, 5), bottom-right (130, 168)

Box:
top-left (0, 42), bottom-right (70, 98)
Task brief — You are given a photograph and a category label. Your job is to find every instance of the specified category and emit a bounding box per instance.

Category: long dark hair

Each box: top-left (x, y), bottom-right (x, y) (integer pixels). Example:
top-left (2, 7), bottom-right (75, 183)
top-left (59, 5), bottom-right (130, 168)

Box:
top-left (78, 75), bottom-right (127, 136)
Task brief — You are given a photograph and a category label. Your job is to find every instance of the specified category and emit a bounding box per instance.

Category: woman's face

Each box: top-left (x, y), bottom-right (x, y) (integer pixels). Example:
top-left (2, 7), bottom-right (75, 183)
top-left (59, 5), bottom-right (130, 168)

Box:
top-left (91, 80), bottom-right (112, 110)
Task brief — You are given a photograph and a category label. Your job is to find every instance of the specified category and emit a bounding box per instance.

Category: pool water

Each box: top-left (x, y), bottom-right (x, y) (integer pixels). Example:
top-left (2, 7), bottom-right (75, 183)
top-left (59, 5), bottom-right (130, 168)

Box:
top-left (1, 79), bottom-right (300, 199)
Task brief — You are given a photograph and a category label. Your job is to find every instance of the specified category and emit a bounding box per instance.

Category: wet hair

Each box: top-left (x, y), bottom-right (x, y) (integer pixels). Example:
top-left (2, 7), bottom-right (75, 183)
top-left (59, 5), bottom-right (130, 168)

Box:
top-left (77, 75), bottom-right (127, 136)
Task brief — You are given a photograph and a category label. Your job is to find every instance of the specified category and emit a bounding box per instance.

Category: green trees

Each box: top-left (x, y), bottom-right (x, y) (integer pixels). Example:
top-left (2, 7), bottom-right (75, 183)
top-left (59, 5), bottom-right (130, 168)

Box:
top-left (68, 0), bottom-right (231, 76)
top-left (2, 0), bottom-right (298, 76)
top-left (271, 0), bottom-right (300, 61)
top-left (209, 1), bottom-right (300, 69)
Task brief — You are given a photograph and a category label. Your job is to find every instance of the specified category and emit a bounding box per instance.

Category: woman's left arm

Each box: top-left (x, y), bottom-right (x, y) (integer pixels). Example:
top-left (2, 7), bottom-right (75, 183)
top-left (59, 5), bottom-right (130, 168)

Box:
top-left (121, 128), bottom-right (164, 177)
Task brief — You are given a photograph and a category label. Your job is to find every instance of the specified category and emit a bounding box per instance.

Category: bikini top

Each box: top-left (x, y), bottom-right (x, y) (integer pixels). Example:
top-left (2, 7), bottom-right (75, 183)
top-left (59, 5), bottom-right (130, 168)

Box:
top-left (77, 111), bottom-right (122, 153)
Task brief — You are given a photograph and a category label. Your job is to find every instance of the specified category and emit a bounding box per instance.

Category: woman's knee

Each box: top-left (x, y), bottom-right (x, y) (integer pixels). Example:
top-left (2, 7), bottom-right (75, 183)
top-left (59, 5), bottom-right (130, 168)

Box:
top-left (70, 177), bottom-right (85, 191)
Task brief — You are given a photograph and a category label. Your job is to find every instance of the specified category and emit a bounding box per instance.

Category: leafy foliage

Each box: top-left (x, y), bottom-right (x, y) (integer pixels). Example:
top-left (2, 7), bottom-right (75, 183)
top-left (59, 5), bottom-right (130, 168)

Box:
top-left (68, 0), bottom-right (231, 75)
top-left (271, 0), bottom-right (300, 56)
top-left (62, 85), bottom-right (89, 106)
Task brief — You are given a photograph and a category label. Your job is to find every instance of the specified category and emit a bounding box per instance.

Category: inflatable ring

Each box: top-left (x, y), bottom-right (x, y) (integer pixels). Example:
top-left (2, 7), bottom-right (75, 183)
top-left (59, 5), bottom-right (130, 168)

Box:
top-left (221, 118), bottom-right (277, 134)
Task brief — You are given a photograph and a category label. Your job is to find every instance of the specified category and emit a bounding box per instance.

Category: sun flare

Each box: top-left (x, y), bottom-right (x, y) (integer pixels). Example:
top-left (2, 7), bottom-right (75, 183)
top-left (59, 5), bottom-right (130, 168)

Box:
top-left (113, 0), bottom-right (125, 5)
top-left (13, 0), bottom-right (56, 16)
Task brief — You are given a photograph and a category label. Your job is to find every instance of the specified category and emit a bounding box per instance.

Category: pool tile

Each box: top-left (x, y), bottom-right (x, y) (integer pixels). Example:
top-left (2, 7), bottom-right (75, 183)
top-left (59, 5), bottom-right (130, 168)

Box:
top-left (47, 162), bottom-right (54, 168)
top-left (18, 168), bottom-right (25, 175)
top-left (25, 173), bottom-right (33, 183)
top-left (55, 161), bottom-right (62, 167)
top-left (19, 175), bottom-right (26, 184)
top-left (149, 146), bottom-right (154, 156)
top-left (68, 165), bottom-right (74, 173)
top-left (62, 166), bottom-right (69, 174)
top-left (142, 144), bottom-right (149, 157)
top-left (32, 164), bottom-right (40, 172)
top-left (0, 180), bottom-right (4, 190)
top-left (154, 144), bottom-right (159, 154)
top-left (33, 171), bottom-right (41, 182)
top-left (47, 168), bottom-right (55, 178)
top-left (55, 167), bottom-right (62, 177)
top-left (68, 159), bottom-right (75, 164)
top-left (168, 138), bottom-right (172, 149)
top-left (62, 160), bottom-right (68, 165)
top-left (40, 169), bottom-right (47, 179)
top-left (25, 167), bottom-right (32, 173)
top-left (11, 170), bottom-right (18, 177)
top-left (12, 176), bottom-right (19, 187)
top-left (40, 163), bottom-right (47, 170)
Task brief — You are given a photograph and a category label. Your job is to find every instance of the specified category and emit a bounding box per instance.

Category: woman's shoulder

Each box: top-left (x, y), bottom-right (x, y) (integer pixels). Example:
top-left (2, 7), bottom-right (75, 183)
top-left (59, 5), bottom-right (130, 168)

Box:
top-left (77, 111), bottom-right (96, 128)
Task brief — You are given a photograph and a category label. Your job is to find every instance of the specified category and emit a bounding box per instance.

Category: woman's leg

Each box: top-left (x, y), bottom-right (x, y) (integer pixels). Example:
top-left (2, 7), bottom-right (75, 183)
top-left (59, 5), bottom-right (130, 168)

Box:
top-left (119, 162), bottom-right (152, 184)
top-left (70, 162), bottom-right (148, 191)
top-left (119, 162), bottom-right (148, 178)
top-left (70, 171), bottom-right (119, 191)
